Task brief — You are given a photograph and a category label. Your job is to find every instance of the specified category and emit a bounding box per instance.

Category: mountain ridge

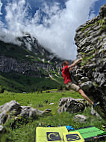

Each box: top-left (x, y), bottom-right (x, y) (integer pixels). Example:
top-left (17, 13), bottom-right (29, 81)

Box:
top-left (0, 34), bottom-right (64, 92)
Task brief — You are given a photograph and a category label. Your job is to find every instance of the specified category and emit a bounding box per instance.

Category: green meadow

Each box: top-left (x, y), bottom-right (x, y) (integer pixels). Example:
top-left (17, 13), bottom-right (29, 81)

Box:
top-left (0, 72), bottom-right (62, 93)
top-left (0, 90), bottom-right (105, 142)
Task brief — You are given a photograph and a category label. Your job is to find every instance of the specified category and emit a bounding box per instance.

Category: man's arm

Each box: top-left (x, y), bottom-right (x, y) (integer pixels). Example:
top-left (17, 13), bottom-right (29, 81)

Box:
top-left (68, 58), bottom-right (82, 68)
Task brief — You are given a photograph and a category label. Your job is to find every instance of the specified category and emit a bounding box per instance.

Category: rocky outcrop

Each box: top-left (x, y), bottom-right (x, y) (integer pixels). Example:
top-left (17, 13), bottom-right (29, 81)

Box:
top-left (0, 34), bottom-right (62, 77)
top-left (0, 56), bottom-right (53, 77)
top-left (0, 100), bottom-right (51, 125)
top-left (58, 97), bottom-right (85, 113)
top-left (74, 4), bottom-right (106, 117)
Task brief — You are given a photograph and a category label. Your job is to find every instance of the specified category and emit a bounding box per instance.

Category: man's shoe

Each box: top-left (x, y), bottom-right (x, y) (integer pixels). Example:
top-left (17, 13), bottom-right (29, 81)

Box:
top-left (93, 102), bottom-right (100, 108)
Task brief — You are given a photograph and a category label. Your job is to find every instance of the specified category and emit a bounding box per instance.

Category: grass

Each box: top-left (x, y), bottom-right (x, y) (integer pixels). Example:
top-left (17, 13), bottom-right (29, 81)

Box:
top-left (81, 23), bottom-right (95, 33)
top-left (0, 72), bottom-right (62, 93)
top-left (0, 90), bottom-right (105, 142)
top-left (81, 18), bottom-right (105, 33)
top-left (0, 40), bottom-right (35, 62)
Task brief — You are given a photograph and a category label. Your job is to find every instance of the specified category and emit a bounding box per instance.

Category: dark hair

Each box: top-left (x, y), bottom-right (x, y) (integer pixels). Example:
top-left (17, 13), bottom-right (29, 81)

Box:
top-left (63, 60), bottom-right (69, 66)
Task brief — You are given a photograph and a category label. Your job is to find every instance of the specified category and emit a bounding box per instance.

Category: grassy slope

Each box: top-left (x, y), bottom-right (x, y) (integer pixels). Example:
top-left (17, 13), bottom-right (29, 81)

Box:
top-left (0, 40), bottom-right (35, 61)
top-left (0, 40), bottom-right (64, 92)
top-left (0, 90), bottom-right (105, 142)
top-left (0, 72), bottom-right (62, 92)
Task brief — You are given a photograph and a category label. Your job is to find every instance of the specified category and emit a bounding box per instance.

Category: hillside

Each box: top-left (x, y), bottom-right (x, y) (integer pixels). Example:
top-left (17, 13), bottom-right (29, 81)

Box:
top-left (0, 34), bottom-right (64, 92)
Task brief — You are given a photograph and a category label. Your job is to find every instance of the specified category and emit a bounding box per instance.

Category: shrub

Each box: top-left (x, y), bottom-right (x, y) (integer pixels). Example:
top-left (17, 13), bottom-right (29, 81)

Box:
top-left (0, 86), bottom-right (5, 93)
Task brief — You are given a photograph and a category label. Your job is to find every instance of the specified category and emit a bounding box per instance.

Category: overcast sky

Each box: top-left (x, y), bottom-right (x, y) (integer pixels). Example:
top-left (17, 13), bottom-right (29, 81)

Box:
top-left (0, 0), bottom-right (105, 59)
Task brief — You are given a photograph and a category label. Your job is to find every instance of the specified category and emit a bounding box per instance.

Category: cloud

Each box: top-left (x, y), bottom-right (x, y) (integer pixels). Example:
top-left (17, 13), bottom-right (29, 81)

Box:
top-left (0, 0), bottom-right (3, 15)
top-left (0, 0), bottom-right (98, 59)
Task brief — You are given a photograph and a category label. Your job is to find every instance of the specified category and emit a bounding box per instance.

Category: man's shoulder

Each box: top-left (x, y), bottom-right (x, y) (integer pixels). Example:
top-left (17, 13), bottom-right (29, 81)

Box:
top-left (62, 65), bottom-right (69, 71)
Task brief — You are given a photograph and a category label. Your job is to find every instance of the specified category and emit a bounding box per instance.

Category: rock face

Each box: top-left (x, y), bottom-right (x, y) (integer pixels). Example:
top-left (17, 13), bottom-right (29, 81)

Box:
top-left (74, 4), bottom-right (106, 116)
top-left (0, 100), bottom-right (51, 125)
top-left (0, 56), bottom-right (53, 77)
top-left (58, 97), bottom-right (85, 113)
top-left (0, 34), bottom-right (62, 77)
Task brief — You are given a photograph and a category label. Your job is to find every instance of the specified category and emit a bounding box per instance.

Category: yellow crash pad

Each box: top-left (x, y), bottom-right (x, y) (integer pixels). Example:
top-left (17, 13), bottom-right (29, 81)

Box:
top-left (35, 126), bottom-right (68, 142)
top-left (63, 131), bottom-right (85, 142)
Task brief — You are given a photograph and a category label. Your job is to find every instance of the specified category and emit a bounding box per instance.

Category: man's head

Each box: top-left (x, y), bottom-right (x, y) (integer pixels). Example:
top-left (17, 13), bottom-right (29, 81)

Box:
top-left (63, 60), bottom-right (69, 66)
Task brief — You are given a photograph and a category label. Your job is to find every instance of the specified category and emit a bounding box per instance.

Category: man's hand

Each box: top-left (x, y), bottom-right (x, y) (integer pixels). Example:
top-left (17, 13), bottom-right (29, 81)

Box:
top-left (78, 58), bottom-right (82, 62)
top-left (69, 67), bottom-right (73, 71)
top-left (68, 58), bottom-right (82, 68)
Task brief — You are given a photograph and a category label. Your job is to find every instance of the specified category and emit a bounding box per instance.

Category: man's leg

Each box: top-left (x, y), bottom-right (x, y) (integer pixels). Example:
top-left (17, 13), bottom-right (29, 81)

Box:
top-left (66, 82), bottom-right (94, 105)
top-left (78, 89), bottom-right (93, 105)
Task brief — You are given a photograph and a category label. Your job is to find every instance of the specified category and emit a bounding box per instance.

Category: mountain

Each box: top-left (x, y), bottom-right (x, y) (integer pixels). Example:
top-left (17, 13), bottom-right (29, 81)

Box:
top-left (0, 33), bottom-right (64, 92)
top-left (73, 4), bottom-right (106, 117)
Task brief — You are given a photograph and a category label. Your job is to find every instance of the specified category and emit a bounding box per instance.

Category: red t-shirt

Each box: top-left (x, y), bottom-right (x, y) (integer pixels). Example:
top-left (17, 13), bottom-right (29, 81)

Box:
top-left (62, 65), bottom-right (71, 84)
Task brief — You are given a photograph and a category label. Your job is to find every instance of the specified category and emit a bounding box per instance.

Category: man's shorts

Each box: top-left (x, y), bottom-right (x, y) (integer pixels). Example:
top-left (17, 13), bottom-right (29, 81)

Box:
top-left (65, 82), bottom-right (80, 92)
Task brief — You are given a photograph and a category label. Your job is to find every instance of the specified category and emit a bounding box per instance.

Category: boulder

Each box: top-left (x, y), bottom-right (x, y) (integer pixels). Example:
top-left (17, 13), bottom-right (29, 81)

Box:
top-left (0, 100), bottom-right (21, 124)
top-left (74, 4), bottom-right (106, 117)
top-left (0, 100), bottom-right (51, 125)
top-left (74, 115), bottom-right (87, 122)
top-left (91, 107), bottom-right (101, 118)
top-left (0, 125), bottom-right (4, 133)
top-left (20, 106), bottom-right (51, 118)
top-left (80, 81), bottom-right (94, 91)
top-left (58, 97), bottom-right (85, 113)
top-left (80, 77), bottom-right (89, 82)
top-left (0, 100), bottom-right (21, 114)
top-left (0, 111), bottom-right (8, 124)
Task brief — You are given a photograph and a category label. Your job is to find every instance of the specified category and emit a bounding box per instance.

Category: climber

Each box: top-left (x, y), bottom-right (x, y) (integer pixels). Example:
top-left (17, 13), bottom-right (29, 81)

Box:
top-left (62, 59), bottom-right (98, 107)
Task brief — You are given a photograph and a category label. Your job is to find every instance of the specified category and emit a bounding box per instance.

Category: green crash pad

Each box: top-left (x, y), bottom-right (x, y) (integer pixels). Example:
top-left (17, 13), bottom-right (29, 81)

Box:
top-left (69, 126), bottom-right (106, 141)
top-left (35, 126), bottom-right (68, 142)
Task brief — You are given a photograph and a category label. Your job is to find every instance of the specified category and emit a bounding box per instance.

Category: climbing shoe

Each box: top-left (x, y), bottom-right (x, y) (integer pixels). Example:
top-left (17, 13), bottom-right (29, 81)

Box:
top-left (93, 102), bottom-right (100, 108)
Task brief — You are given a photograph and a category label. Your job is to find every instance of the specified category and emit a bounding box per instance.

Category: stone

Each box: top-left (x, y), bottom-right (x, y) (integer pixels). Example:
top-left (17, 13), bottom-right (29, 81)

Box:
top-left (91, 107), bottom-right (101, 119)
top-left (20, 106), bottom-right (51, 118)
top-left (0, 100), bottom-right (22, 124)
top-left (0, 100), bottom-right (21, 115)
top-left (0, 100), bottom-right (51, 125)
top-left (0, 125), bottom-right (4, 132)
top-left (80, 77), bottom-right (89, 82)
top-left (58, 97), bottom-right (85, 113)
top-left (74, 115), bottom-right (87, 122)
top-left (49, 103), bottom-right (54, 105)
top-left (80, 81), bottom-right (94, 91)
top-left (20, 106), bottom-right (36, 118)
top-left (0, 111), bottom-right (8, 124)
